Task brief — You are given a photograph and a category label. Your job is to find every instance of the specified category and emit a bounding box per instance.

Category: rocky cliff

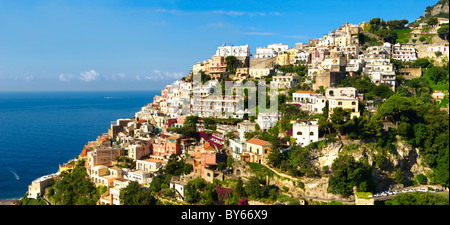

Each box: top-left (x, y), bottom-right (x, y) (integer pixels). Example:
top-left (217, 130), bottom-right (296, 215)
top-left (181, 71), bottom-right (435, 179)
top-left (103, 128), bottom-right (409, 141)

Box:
top-left (414, 0), bottom-right (449, 24)
top-left (314, 137), bottom-right (431, 192)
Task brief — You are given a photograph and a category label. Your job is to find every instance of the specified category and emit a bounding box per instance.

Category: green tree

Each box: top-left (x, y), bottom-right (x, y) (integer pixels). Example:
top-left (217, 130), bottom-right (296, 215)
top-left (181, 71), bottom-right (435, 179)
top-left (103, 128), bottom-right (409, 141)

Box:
top-left (329, 107), bottom-right (351, 138)
top-left (385, 192), bottom-right (437, 205)
top-left (184, 181), bottom-right (201, 204)
top-left (244, 176), bottom-right (264, 199)
top-left (416, 173), bottom-right (428, 185)
top-left (437, 24), bottom-right (449, 41)
top-left (227, 156), bottom-right (234, 169)
top-left (386, 19), bottom-right (409, 30)
top-left (327, 155), bottom-right (372, 197)
top-left (427, 17), bottom-right (438, 26)
top-left (120, 181), bottom-right (158, 205)
top-left (225, 56), bottom-right (238, 74)
top-left (376, 29), bottom-right (398, 43)
top-left (414, 58), bottom-right (432, 68)
top-left (376, 95), bottom-right (412, 129)
top-left (234, 177), bottom-right (246, 199)
top-left (369, 17), bottom-right (381, 31)
top-left (394, 169), bottom-right (405, 185)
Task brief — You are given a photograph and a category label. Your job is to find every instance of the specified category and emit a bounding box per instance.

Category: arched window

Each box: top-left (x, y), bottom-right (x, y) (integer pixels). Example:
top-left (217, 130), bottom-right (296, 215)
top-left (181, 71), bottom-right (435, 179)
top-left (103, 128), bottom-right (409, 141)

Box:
top-left (310, 132), bottom-right (314, 136)
top-left (297, 131), bottom-right (302, 135)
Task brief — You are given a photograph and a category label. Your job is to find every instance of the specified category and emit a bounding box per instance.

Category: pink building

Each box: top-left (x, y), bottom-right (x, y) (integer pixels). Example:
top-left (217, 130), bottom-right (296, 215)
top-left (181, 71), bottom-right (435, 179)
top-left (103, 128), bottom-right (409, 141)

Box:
top-left (310, 48), bottom-right (328, 64)
top-left (176, 115), bottom-right (187, 125)
top-left (152, 135), bottom-right (181, 157)
top-left (163, 118), bottom-right (177, 130)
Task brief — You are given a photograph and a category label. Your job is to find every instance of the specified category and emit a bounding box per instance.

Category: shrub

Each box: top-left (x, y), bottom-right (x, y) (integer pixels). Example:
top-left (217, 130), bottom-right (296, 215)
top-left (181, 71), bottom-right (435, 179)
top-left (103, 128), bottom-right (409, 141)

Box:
top-left (416, 173), bottom-right (428, 185)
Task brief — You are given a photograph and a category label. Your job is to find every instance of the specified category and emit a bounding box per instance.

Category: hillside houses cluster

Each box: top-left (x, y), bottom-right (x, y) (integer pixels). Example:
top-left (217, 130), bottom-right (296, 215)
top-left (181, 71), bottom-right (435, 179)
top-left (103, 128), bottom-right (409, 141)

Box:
top-left (29, 21), bottom-right (445, 205)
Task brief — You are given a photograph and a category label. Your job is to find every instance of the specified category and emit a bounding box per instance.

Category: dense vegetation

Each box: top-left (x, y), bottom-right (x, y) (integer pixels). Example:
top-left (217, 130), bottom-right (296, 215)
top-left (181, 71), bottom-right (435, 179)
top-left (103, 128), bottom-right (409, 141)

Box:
top-left (376, 94), bottom-right (449, 187)
top-left (148, 154), bottom-right (193, 195)
top-left (44, 160), bottom-right (106, 205)
top-left (384, 192), bottom-right (449, 205)
top-left (327, 154), bottom-right (372, 196)
top-left (120, 181), bottom-right (160, 205)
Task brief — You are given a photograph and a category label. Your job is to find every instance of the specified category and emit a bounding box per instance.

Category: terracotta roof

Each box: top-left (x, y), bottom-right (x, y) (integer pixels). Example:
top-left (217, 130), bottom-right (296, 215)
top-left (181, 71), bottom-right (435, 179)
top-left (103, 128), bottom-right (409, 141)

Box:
top-left (247, 138), bottom-right (271, 146)
top-left (80, 149), bottom-right (90, 157)
top-left (204, 142), bottom-right (215, 150)
top-left (294, 90), bottom-right (316, 94)
top-left (137, 119), bottom-right (146, 123)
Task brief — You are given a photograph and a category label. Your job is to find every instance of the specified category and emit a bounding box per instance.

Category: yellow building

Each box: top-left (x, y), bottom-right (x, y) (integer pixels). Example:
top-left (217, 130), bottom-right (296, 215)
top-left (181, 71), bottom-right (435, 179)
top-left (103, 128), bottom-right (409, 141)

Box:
top-left (277, 53), bottom-right (290, 66)
top-left (244, 138), bottom-right (272, 164)
top-left (277, 49), bottom-right (298, 66)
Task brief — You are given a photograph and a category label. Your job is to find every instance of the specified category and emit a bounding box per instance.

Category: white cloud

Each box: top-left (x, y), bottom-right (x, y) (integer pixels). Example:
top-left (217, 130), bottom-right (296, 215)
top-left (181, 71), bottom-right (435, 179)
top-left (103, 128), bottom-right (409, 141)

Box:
top-left (59, 74), bottom-right (73, 82)
top-left (136, 70), bottom-right (184, 81)
top-left (113, 73), bottom-right (126, 80)
top-left (25, 75), bottom-right (34, 81)
top-left (79, 70), bottom-right (100, 82)
top-left (153, 8), bottom-right (278, 17)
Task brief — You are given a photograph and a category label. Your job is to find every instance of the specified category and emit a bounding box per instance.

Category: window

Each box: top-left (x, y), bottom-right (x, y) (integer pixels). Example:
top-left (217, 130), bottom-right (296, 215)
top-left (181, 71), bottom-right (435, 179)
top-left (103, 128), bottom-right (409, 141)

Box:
top-left (352, 101), bottom-right (356, 105)
top-left (338, 101), bottom-right (343, 105)
top-left (310, 132), bottom-right (314, 136)
top-left (297, 131), bottom-right (302, 135)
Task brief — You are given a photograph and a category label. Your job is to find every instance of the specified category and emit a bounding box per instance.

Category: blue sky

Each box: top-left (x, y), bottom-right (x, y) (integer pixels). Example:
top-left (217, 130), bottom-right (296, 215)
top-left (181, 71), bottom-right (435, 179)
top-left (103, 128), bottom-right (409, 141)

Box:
top-left (0, 0), bottom-right (438, 92)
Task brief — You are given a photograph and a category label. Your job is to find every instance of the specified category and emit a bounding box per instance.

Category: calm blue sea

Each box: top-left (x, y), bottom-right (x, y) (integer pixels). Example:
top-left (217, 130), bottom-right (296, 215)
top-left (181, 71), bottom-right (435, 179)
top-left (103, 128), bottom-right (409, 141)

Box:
top-left (0, 90), bottom-right (159, 200)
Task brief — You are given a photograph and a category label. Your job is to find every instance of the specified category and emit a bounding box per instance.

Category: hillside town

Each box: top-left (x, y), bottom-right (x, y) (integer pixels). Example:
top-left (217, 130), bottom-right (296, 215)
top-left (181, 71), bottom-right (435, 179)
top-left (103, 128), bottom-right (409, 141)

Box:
top-left (25, 16), bottom-right (449, 206)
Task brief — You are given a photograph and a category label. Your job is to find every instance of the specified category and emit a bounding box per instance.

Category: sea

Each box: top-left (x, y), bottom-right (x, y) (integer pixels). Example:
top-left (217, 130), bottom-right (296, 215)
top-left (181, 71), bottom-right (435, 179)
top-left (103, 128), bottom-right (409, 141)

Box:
top-left (0, 90), bottom-right (159, 200)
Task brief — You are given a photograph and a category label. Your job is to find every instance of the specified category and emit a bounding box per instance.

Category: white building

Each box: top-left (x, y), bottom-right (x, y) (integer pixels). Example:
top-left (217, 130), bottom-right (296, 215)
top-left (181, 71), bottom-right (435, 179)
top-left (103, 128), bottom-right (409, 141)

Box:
top-left (292, 120), bottom-right (319, 147)
top-left (336, 45), bottom-right (360, 57)
top-left (268, 43), bottom-right (289, 53)
top-left (270, 73), bottom-right (300, 89)
top-left (326, 87), bottom-right (360, 118)
top-left (295, 51), bottom-right (310, 64)
top-left (229, 138), bottom-right (247, 161)
top-left (256, 112), bottom-right (279, 131)
top-left (325, 87), bottom-right (358, 99)
top-left (125, 170), bottom-right (152, 185)
top-left (249, 68), bottom-right (275, 78)
top-left (427, 45), bottom-right (449, 59)
top-left (292, 90), bottom-right (327, 114)
top-left (363, 59), bottom-right (396, 88)
top-left (28, 173), bottom-right (59, 199)
top-left (135, 158), bottom-right (165, 173)
top-left (346, 59), bottom-right (364, 72)
top-left (237, 121), bottom-right (256, 140)
top-left (216, 44), bottom-right (251, 57)
top-left (254, 47), bottom-right (277, 59)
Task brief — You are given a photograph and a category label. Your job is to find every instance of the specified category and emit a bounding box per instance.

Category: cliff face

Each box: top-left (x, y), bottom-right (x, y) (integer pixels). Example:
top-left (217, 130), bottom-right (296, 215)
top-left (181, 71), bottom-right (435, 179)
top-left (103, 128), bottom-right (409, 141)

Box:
top-left (423, 0), bottom-right (449, 18)
top-left (314, 138), bottom-right (431, 192)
